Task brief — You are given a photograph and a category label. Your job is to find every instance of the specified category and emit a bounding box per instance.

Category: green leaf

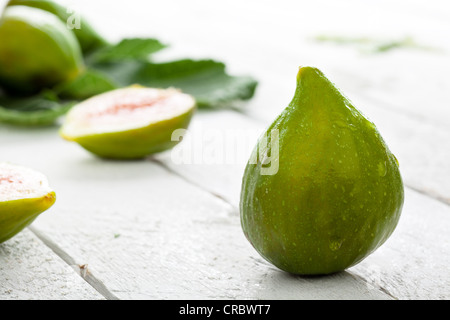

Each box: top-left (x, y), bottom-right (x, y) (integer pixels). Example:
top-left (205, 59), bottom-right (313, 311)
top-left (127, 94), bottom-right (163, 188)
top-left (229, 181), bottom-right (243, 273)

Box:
top-left (87, 38), bottom-right (168, 64)
top-left (0, 92), bottom-right (74, 126)
top-left (92, 59), bottom-right (258, 108)
top-left (53, 69), bottom-right (118, 100)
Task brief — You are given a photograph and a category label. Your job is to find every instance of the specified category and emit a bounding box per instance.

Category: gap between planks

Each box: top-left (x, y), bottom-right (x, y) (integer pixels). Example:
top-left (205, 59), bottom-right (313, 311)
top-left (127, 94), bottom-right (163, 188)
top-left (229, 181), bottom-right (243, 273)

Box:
top-left (28, 225), bottom-right (119, 301)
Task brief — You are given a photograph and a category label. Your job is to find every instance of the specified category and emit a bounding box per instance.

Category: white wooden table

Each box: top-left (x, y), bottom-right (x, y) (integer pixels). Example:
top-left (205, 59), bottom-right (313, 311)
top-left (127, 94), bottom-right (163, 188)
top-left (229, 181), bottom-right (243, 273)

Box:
top-left (1, 0), bottom-right (449, 300)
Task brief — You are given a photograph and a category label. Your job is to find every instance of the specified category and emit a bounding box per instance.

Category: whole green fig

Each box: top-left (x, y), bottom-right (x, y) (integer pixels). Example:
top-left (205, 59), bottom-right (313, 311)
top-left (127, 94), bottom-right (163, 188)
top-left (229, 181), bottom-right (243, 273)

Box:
top-left (240, 67), bottom-right (404, 275)
top-left (0, 5), bottom-right (84, 94)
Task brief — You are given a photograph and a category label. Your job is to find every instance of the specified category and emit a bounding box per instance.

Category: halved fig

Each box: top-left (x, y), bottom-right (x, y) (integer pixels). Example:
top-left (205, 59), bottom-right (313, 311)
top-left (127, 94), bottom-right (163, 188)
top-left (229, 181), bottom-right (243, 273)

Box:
top-left (0, 163), bottom-right (56, 244)
top-left (60, 86), bottom-right (196, 160)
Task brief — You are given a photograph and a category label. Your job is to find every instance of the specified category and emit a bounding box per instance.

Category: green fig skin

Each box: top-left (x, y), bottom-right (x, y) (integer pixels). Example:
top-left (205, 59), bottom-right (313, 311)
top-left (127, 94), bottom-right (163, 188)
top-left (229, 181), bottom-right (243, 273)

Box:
top-left (7, 0), bottom-right (109, 53)
top-left (65, 109), bottom-right (195, 160)
top-left (0, 192), bottom-right (56, 244)
top-left (240, 67), bottom-right (404, 275)
top-left (0, 5), bottom-right (84, 94)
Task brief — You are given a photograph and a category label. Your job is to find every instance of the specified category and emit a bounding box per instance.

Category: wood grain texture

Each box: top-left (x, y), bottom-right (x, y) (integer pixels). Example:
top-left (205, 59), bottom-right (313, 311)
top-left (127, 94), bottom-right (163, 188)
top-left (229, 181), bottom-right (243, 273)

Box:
top-left (0, 230), bottom-right (103, 300)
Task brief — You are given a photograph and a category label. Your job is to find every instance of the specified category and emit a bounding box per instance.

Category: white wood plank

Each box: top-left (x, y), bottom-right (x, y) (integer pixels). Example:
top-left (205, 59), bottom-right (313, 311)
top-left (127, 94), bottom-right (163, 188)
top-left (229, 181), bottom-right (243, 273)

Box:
top-left (0, 230), bottom-right (103, 300)
top-left (0, 126), bottom-right (390, 299)
top-left (154, 110), bottom-right (262, 206)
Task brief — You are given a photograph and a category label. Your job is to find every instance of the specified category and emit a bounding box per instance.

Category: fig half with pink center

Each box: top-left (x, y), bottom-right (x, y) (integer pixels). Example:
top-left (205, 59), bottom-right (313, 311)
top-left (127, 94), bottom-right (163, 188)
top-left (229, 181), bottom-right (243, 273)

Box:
top-left (60, 86), bottom-right (196, 160)
top-left (0, 163), bottom-right (56, 244)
